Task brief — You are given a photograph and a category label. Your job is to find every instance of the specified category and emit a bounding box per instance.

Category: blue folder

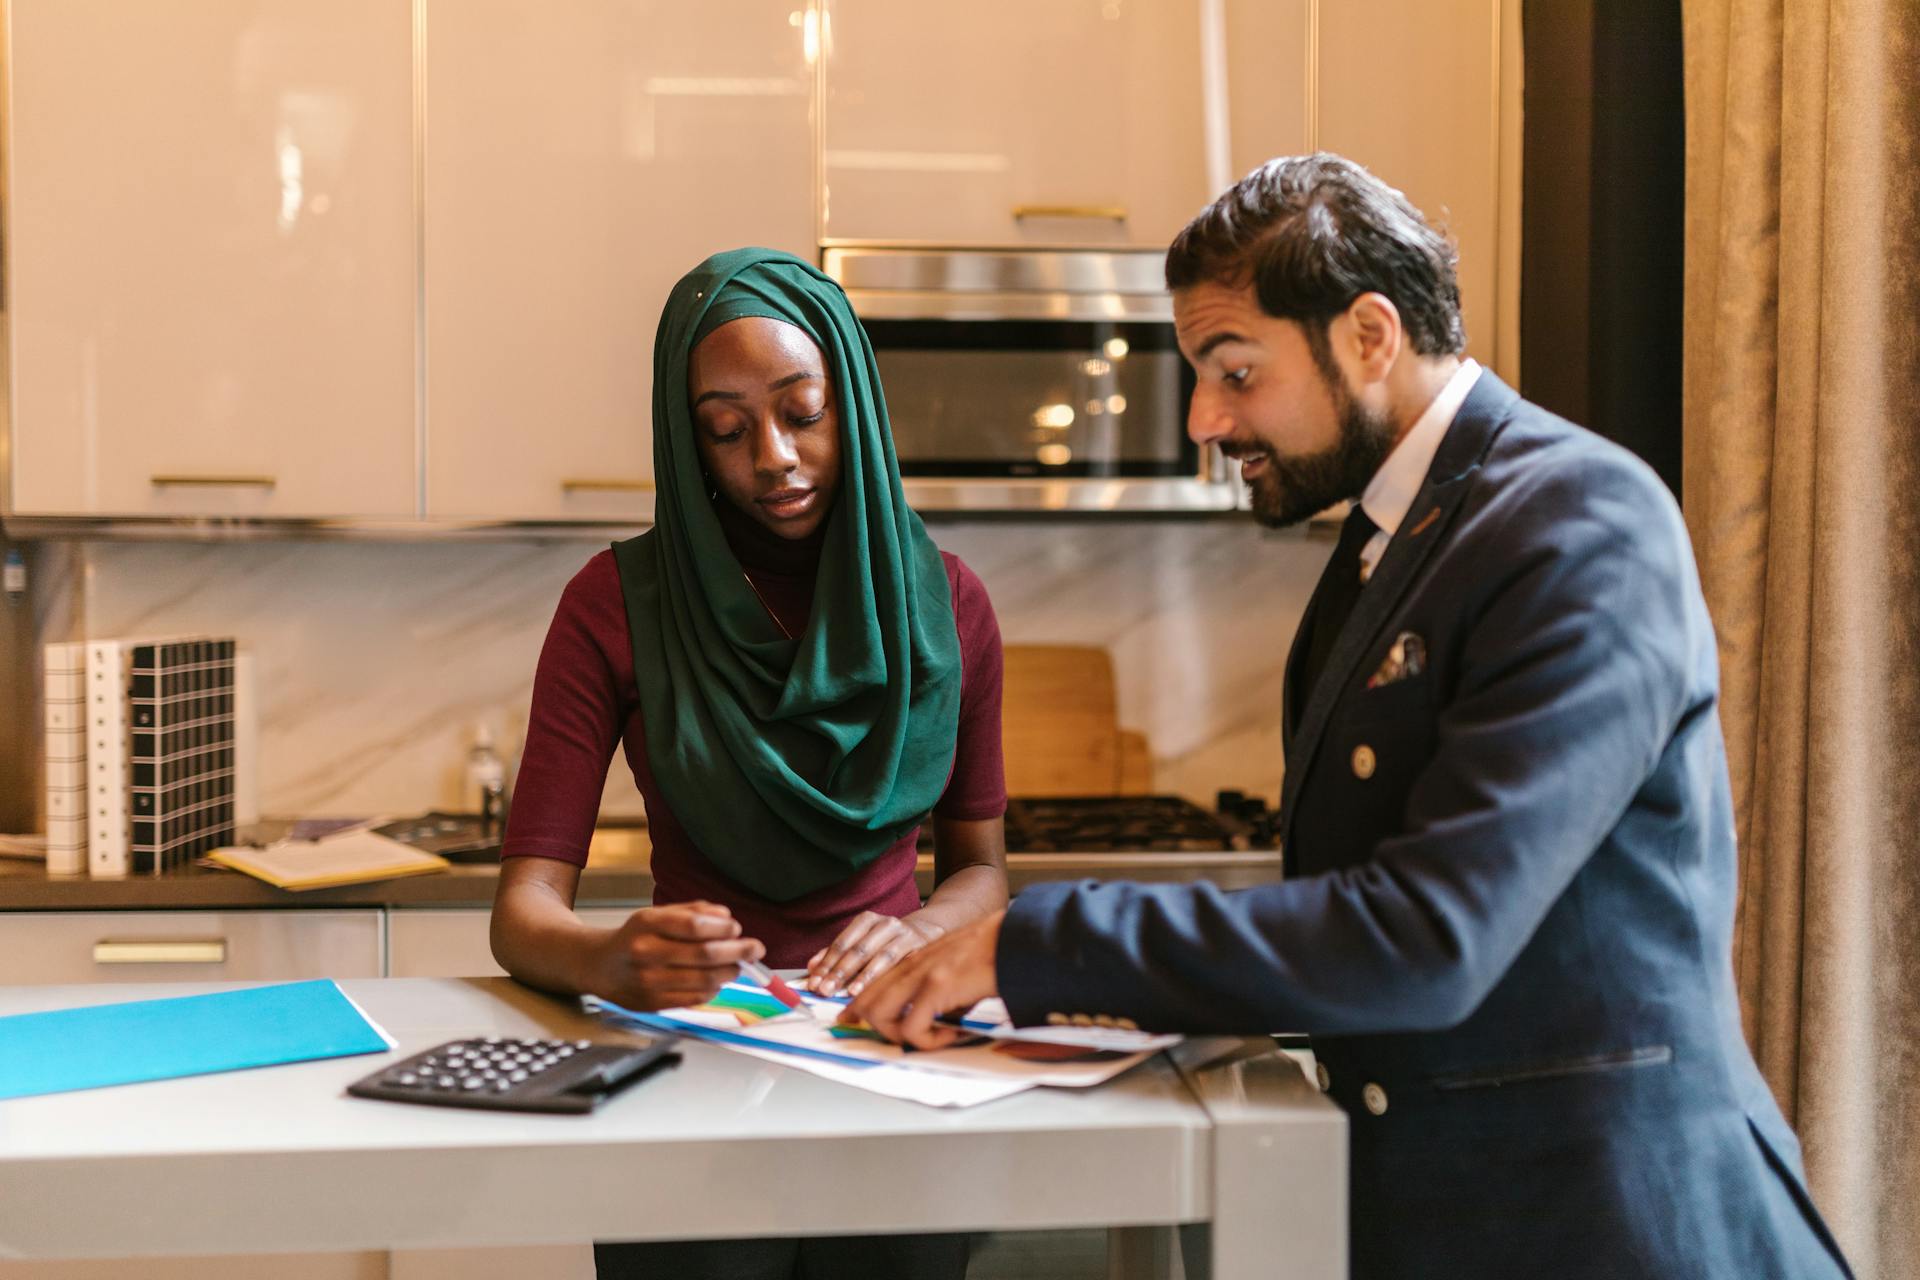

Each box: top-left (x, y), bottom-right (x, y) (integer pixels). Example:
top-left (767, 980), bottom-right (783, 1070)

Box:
top-left (0, 979), bottom-right (391, 1101)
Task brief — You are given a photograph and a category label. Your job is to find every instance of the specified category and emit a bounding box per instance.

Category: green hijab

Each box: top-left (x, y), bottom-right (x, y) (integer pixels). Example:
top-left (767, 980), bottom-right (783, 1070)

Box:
top-left (611, 248), bottom-right (962, 902)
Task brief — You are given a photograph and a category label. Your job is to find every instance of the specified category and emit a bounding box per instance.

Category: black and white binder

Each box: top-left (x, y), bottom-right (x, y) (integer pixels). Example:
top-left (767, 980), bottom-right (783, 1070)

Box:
top-left (83, 639), bottom-right (135, 878)
top-left (128, 637), bottom-right (237, 876)
top-left (83, 635), bottom-right (239, 878)
top-left (43, 641), bottom-right (88, 876)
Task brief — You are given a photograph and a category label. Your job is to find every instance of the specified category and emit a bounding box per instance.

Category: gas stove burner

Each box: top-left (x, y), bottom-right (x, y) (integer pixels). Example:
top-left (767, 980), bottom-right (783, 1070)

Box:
top-left (921, 794), bottom-right (1274, 853)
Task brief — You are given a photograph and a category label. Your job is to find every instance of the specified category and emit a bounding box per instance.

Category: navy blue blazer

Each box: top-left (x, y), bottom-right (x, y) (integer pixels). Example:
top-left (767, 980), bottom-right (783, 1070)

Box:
top-left (998, 372), bottom-right (1852, 1279)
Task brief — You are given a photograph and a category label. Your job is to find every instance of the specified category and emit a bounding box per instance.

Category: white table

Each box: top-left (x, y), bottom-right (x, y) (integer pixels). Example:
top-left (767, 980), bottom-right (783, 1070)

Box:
top-left (0, 978), bottom-right (1345, 1278)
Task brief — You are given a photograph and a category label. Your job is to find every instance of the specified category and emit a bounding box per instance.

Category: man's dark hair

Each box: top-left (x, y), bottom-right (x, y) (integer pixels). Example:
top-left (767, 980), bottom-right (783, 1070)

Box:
top-left (1165, 153), bottom-right (1467, 365)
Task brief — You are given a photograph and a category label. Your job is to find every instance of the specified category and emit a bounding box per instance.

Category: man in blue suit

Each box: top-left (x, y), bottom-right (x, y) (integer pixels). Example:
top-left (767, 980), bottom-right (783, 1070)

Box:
top-left (850, 154), bottom-right (1853, 1278)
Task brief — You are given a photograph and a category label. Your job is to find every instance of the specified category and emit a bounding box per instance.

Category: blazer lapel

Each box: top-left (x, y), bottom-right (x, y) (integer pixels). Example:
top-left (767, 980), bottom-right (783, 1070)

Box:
top-left (1278, 370), bottom-right (1520, 851)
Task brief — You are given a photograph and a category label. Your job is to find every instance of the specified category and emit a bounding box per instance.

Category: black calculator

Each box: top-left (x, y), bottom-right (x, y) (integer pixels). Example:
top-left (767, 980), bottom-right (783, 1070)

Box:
top-left (346, 1033), bottom-right (680, 1114)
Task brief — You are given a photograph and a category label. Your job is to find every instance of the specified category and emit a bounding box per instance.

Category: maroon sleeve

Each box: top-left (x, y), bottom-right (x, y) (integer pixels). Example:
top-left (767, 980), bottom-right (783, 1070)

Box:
top-left (933, 553), bottom-right (1009, 821)
top-left (501, 551), bottom-right (630, 867)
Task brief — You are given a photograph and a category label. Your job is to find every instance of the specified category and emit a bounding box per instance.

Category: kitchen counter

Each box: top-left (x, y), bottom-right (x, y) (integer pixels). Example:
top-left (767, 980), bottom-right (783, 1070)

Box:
top-left (0, 828), bottom-right (654, 910)
top-left (0, 977), bottom-right (1344, 1277)
top-left (0, 827), bottom-right (1284, 911)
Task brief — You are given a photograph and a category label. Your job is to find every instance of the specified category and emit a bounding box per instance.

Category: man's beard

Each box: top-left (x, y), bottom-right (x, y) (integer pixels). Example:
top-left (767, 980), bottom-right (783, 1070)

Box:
top-left (1240, 381), bottom-right (1398, 529)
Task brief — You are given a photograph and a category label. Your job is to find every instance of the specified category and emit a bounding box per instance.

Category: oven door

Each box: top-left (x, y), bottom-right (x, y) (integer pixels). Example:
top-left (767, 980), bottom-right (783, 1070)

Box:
top-left (826, 247), bottom-right (1236, 512)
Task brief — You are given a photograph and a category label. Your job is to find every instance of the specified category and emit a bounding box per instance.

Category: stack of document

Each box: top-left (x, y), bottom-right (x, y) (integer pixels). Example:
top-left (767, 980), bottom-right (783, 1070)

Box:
top-left (589, 981), bottom-right (1190, 1109)
top-left (0, 834), bottom-right (49, 862)
top-left (208, 827), bottom-right (449, 891)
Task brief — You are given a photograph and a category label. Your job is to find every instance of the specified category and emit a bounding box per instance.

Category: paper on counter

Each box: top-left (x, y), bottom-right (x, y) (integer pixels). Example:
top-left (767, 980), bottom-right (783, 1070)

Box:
top-left (955, 997), bottom-right (1184, 1053)
top-left (207, 828), bottom-right (448, 891)
top-left (586, 982), bottom-right (1181, 1108)
top-left (0, 834), bottom-right (49, 862)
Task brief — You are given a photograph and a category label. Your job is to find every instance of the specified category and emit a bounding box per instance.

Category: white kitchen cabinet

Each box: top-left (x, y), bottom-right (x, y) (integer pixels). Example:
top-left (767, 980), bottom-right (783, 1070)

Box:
top-left (1311, 0), bottom-right (1506, 371)
top-left (385, 905), bottom-right (640, 979)
top-left (0, 909), bottom-right (382, 985)
top-left (0, 1255), bottom-right (389, 1280)
top-left (384, 905), bottom-right (636, 1280)
top-left (422, 0), bottom-right (817, 522)
top-left (0, 908), bottom-right (385, 1280)
top-left (1222, 0), bottom-right (1312, 179)
top-left (821, 0), bottom-right (1210, 248)
top-left (5, 0), bottom-right (418, 520)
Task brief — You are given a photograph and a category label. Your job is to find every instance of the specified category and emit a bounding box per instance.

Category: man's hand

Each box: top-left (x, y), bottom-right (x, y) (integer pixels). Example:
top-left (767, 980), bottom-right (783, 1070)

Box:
top-left (806, 910), bottom-right (943, 997)
top-left (844, 909), bottom-right (1005, 1049)
top-left (586, 901), bottom-right (764, 1011)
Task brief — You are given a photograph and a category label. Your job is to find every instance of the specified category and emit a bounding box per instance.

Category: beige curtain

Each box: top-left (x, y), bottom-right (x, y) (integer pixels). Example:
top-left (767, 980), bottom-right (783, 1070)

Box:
top-left (1682, 1), bottom-right (1920, 1276)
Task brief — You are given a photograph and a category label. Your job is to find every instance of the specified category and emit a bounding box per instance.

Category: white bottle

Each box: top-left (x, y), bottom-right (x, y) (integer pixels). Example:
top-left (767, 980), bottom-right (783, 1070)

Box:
top-left (466, 725), bottom-right (506, 831)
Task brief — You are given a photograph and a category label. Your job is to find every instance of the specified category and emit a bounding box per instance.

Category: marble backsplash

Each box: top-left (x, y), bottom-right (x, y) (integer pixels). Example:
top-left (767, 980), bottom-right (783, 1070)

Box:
top-left (25, 520), bottom-right (1332, 822)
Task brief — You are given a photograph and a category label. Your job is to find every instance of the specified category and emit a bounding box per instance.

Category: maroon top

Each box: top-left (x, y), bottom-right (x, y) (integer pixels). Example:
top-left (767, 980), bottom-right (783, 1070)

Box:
top-left (502, 539), bottom-right (1006, 967)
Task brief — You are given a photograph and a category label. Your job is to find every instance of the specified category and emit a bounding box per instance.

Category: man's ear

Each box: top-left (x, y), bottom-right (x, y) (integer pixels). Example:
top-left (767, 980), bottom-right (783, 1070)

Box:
top-left (1339, 292), bottom-right (1403, 384)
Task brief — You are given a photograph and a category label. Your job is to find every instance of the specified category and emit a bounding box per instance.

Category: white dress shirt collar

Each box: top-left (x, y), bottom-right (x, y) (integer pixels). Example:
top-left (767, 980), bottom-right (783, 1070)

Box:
top-left (1357, 358), bottom-right (1481, 578)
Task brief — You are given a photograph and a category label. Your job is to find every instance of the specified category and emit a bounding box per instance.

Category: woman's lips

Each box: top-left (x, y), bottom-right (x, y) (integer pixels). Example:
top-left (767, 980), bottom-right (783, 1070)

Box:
top-left (757, 487), bottom-right (817, 518)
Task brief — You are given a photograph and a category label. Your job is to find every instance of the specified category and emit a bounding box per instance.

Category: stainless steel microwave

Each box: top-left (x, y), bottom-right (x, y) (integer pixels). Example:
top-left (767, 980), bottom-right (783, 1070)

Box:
top-left (822, 247), bottom-right (1237, 513)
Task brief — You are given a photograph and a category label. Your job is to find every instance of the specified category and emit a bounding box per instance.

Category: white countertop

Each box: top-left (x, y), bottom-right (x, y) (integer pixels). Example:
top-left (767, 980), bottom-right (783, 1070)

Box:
top-left (0, 977), bottom-right (1344, 1278)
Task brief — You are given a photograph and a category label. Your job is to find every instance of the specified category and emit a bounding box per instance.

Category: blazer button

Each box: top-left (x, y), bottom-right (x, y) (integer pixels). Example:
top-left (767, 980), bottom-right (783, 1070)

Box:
top-left (1362, 1082), bottom-right (1389, 1116)
top-left (1351, 745), bottom-right (1377, 779)
top-left (1315, 1062), bottom-right (1331, 1092)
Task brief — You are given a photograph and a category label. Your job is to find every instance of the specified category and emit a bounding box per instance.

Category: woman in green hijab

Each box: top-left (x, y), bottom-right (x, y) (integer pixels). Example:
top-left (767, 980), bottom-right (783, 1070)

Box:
top-left (492, 248), bottom-right (1008, 1279)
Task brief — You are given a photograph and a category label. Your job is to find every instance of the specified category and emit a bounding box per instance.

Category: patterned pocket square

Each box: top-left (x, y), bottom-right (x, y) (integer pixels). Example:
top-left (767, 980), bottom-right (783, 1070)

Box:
top-left (1367, 632), bottom-right (1427, 689)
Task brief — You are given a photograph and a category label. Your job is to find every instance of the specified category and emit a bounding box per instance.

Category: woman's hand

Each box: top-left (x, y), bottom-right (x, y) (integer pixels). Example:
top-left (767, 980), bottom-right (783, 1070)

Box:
top-left (806, 911), bottom-right (945, 998)
top-left (586, 901), bottom-right (765, 1011)
top-left (807, 815), bottom-right (1010, 997)
top-left (846, 910), bottom-right (1005, 1049)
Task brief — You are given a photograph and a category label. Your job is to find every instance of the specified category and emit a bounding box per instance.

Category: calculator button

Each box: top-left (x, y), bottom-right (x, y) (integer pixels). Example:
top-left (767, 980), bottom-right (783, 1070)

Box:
top-left (461, 1078), bottom-right (485, 1091)
top-left (493, 1080), bottom-right (511, 1092)
top-left (396, 1073), bottom-right (418, 1086)
top-left (556, 1046), bottom-right (576, 1058)
top-left (434, 1076), bottom-right (456, 1090)
top-left (574, 1040), bottom-right (593, 1050)
top-left (509, 1070), bottom-right (528, 1083)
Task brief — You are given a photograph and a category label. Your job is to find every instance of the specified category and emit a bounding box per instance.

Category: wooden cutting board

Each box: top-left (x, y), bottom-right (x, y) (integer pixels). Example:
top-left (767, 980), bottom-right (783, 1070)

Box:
top-left (1001, 645), bottom-right (1150, 796)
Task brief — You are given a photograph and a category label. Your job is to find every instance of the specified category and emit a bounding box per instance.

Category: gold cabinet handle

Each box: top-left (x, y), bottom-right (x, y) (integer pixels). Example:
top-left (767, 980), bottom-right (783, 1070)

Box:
top-left (151, 474), bottom-right (277, 488)
top-left (93, 938), bottom-right (228, 965)
top-left (1012, 204), bottom-right (1129, 221)
top-left (560, 478), bottom-right (654, 493)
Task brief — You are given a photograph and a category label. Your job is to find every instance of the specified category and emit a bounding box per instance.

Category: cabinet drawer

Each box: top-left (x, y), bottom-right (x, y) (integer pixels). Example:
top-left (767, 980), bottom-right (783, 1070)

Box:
top-left (0, 1253), bottom-right (387, 1280)
top-left (0, 911), bottom-right (383, 985)
top-left (387, 906), bottom-right (639, 978)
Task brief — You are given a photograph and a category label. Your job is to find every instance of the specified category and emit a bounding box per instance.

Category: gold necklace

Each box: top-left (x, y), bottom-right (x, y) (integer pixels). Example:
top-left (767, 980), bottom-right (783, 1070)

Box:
top-left (742, 571), bottom-right (796, 640)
